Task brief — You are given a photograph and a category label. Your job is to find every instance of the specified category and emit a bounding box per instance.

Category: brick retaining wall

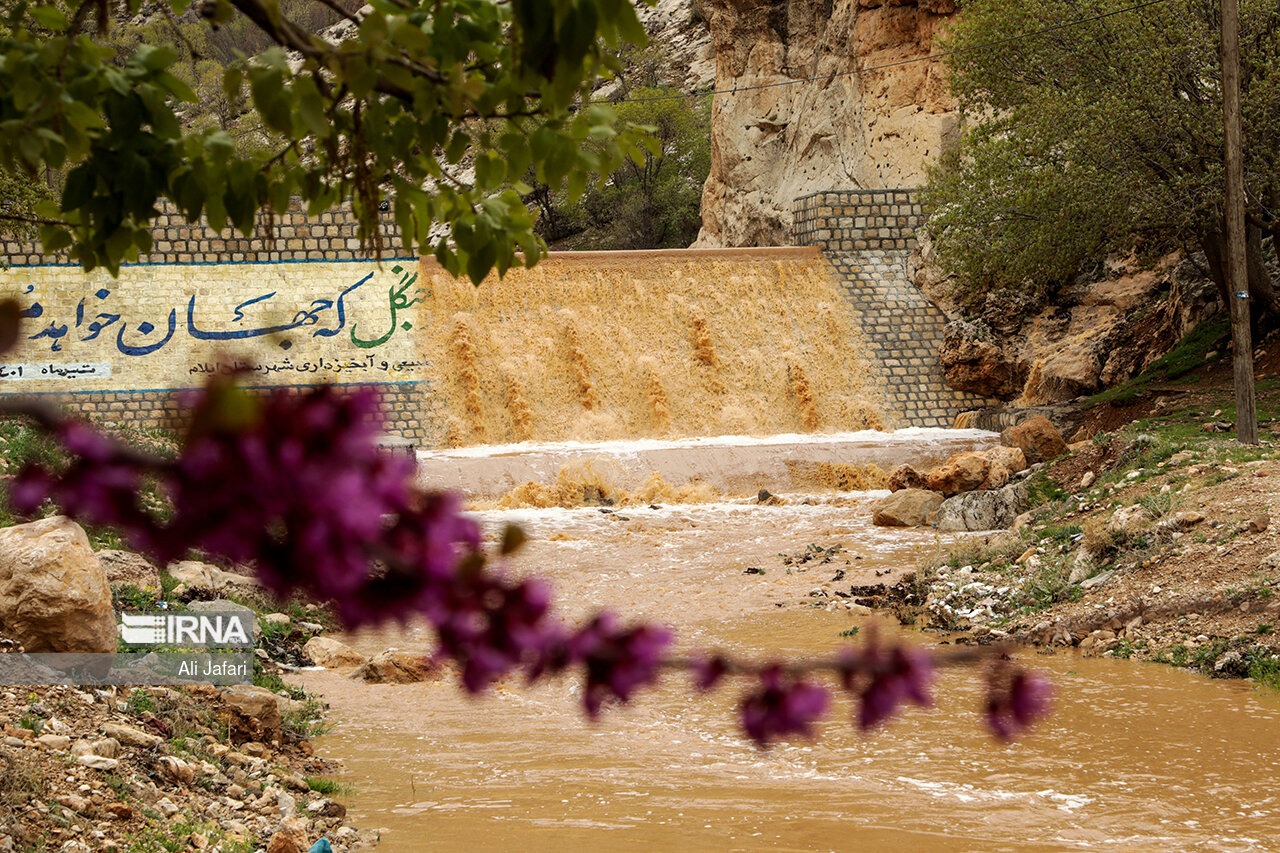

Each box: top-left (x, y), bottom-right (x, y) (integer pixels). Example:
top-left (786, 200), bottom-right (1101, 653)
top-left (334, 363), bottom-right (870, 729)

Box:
top-left (2, 200), bottom-right (409, 266)
top-left (794, 189), bottom-right (1000, 428)
top-left (793, 189), bottom-right (925, 252)
top-left (8, 382), bottom-right (445, 444)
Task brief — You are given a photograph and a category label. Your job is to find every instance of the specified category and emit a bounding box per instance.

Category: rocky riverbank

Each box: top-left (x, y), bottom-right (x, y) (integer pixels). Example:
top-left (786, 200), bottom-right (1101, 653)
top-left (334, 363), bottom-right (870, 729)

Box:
top-left (0, 680), bottom-right (377, 853)
top-left (800, 354), bottom-right (1280, 691)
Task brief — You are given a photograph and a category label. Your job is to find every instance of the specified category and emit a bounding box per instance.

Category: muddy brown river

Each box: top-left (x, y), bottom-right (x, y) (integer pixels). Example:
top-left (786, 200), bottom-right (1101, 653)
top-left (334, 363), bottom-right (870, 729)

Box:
top-left (295, 433), bottom-right (1280, 852)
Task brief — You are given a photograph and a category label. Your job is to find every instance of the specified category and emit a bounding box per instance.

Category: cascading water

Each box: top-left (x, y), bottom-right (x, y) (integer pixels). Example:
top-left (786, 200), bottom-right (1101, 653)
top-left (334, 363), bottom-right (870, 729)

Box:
top-left (415, 248), bottom-right (886, 446)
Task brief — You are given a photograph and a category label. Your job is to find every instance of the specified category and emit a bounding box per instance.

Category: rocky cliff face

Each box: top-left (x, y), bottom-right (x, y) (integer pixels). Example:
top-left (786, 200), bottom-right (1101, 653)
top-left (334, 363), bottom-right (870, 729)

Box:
top-left (916, 244), bottom-right (1224, 407)
top-left (694, 0), bottom-right (959, 248)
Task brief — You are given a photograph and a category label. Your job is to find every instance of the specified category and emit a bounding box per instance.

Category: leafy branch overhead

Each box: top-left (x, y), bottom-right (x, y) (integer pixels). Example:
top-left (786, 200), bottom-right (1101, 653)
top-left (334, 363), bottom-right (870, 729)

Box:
top-left (923, 0), bottom-right (1280, 314)
top-left (0, 0), bottom-right (657, 280)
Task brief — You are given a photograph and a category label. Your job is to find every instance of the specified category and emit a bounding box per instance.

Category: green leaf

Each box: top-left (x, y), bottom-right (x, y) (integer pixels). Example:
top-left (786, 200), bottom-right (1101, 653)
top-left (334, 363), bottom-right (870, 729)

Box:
top-left (29, 5), bottom-right (67, 31)
top-left (445, 129), bottom-right (470, 164)
top-left (133, 44), bottom-right (178, 73)
top-left (297, 84), bottom-right (330, 136)
top-left (38, 225), bottom-right (72, 253)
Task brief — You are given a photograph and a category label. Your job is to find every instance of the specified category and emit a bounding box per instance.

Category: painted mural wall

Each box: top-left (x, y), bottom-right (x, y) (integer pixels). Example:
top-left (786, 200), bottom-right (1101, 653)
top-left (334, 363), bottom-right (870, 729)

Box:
top-left (1, 203), bottom-right (444, 443)
top-left (4, 260), bottom-right (426, 389)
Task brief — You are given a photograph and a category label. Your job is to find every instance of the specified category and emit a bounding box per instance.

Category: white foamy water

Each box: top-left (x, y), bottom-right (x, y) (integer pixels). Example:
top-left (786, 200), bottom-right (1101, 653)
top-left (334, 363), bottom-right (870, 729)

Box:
top-left (417, 428), bottom-right (999, 500)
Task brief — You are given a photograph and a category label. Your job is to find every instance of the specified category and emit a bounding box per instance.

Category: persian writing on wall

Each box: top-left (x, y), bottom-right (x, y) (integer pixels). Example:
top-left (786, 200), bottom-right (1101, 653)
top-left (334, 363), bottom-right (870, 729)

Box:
top-left (0, 261), bottom-right (430, 393)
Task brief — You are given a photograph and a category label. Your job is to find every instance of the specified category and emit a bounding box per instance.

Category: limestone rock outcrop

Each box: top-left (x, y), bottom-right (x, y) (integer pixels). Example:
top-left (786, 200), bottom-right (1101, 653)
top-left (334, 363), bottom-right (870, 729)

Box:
top-left (922, 250), bottom-right (1222, 406)
top-left (0, 516), bottom-right (117, 653)
top-left (695, 0), bottom-right (960, 247)
top-left (939, 320), bottom-right (1026, 399)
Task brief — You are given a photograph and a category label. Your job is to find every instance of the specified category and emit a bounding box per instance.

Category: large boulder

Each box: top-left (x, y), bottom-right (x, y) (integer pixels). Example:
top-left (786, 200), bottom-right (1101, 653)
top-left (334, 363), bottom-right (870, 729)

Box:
top-left (871, 489), bottom-right (945, 528)
top-left (1001, 416), bottom-right (1068, 464)
top-left (350, 649), bottom-right (440, 684)
top-left (219, 686), bottom-right (283, 745)
top-left (0, 517), bottom-right (117, 653)
top-left (939, 320), bottom-right (1025, 398)
top-left (168, 560), bottom-right (260, 592)
top-left (924, 452), bottom-right (990, 497)
top-left (96, 550), bottom-right (162, 593)
top-left (978, 446), bottom-right (1027, 491)
top-left (935, 482), bottom-right (1029, 532)
top-left (986, 445), bottom-right (1028, 474)
top-left (1025, 341), bottom-right (1103, 403)
top-left (303, 636), bottom-right (368, 669)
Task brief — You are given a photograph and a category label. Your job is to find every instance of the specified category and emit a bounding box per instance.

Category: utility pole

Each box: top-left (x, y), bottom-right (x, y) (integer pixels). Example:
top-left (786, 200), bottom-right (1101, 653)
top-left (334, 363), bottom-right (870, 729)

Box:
top-left (1222, 0), bottom-right (1258, 444)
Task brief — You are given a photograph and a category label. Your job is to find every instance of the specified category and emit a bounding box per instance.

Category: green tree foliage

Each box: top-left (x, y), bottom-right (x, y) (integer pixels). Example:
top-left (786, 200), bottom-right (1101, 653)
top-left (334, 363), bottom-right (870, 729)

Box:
top-left (533, 87), bottom-right (710, 250)
top-left (0, 167), bottom-right (53, 242)
top-left (923, 0), bottom-right (1280, 314)
top-left (0, 0), bottom-right (654, 281)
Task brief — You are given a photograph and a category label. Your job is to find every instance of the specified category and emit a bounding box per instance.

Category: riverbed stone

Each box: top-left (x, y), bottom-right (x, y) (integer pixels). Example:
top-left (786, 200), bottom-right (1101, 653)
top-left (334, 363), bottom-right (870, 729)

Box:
top-left (870, 489), bottom-right (944, 528)
top-left (924, 452), bottom-right (990, 497)
top-left (0, 516), bottom-right (117, 653)
top-left (1107, 505), bottom-right (1149, 535)
top-left (886, 464), bottom-right (926, 492)
top-left (266, 833), bottom-right (302, 853)
top-left (220, 686), bottom-right (283, 745)
top-left (76, 755), bottom-right (119, 771)
top-left (935, 482), bottom-right (1029, 532)
top-left (350, 649), bottom-right (440, 684)
top-left (304, 636), bottom-right (367, 669)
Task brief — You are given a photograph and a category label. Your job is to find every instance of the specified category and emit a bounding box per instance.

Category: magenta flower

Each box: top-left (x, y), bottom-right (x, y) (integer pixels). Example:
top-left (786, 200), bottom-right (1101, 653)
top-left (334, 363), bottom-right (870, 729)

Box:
top-left (568, 613), bottom-right (672, 717)
top-left (739, 666), bottom-right (830, 746)
top-left (985, 666), bottom-right (1053, 741)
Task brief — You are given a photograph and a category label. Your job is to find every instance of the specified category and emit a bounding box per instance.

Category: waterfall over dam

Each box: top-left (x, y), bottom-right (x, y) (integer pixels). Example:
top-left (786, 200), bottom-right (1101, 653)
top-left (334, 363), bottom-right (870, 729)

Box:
top-left (0, 191), bottom-right (996, 444)
top-left (415, 247), bottom-right (886, 448)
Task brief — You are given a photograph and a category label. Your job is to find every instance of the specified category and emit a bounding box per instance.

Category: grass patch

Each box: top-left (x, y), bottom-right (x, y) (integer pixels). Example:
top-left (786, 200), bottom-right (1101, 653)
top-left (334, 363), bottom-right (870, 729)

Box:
top-left (119, 817), bottom-right (255, 853)
top-left (0, 416), bottom-right (176, 550)
top-left (0, 749), bottom-right (46, 812)
top-left (304, 775), bottom-right (348, 795)
top-left (282, 696), bottom-right (331, 740)
top-left (1247, 655), bottom-right (1280, 690)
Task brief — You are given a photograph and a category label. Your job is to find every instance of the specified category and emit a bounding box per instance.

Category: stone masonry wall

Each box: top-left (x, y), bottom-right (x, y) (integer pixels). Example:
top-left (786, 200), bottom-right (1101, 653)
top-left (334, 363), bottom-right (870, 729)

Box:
top-left (2, 199), bottom-right (407, 266)
top-left (794, 189), bottom-right (1000, 428)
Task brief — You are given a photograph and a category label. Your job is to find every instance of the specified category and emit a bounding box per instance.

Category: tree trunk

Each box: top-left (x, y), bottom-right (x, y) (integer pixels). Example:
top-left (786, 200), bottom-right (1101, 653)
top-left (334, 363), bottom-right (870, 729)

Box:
top-left (1246, 223), bottom-right (1280, 320)
top-left (1201, 229), bottom-right (1230, 307)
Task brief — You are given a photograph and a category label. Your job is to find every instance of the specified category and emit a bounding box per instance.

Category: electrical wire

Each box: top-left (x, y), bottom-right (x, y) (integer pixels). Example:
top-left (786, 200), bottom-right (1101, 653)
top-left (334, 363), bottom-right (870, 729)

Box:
top-left (610, 0), bottom-right (1173, 105)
